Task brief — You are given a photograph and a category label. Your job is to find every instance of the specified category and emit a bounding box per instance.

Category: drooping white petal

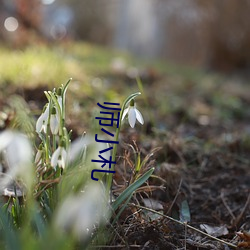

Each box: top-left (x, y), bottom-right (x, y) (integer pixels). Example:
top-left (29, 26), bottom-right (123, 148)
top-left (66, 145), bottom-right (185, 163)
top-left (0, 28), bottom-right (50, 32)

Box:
top-left (51, 147), bottom-right (67, 169)
top-left (51, 147), bottom-right (61, 168)
top-left (36, 104), bottom-right (50, 134)
top-left (36, 113), bottom-right (45, 133)
top-left (122, 101), bottom-right (144, 128)
top-left (41, 122), bottom-right (48, 133)
top-left (135, 108), bottom-right (144, 125)
top-left (50, 114), bottom-right (59, 135)
top-left (0, 130), bottom-right (13, 151)
top-left (128, 107), bottom-right (136, 128)
top-left (61, 148), bottom-right (67, 161)
top-left (57, 159), bottom-right (64, 169)
top-left (121, 107), bottom-right (129, 121)
top-left (5, 133), bottom-right (32, 170)
top-left (59, 148), bottom-right (67, 169)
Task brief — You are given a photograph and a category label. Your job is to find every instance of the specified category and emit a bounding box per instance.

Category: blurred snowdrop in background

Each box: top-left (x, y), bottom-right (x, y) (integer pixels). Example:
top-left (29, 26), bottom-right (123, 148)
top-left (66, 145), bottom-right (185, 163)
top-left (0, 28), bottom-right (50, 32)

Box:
top-left (54, 182), bottom-right (109, 241)
top-left (0, 130), bottom-right (33, 191)
top-left (68, 134), bottom-right (112, 171)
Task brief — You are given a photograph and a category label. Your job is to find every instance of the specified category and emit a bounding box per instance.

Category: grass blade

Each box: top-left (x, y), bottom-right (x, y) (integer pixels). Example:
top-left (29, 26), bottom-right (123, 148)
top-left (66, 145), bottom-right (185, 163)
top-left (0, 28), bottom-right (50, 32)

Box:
top-left (112, 167), bottom-right (154, 211)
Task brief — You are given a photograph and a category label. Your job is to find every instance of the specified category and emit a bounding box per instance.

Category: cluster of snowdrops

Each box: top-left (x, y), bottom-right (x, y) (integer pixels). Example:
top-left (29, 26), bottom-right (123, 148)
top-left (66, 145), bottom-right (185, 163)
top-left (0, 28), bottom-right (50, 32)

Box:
top-left (0, 79), bottom-right (153, 249)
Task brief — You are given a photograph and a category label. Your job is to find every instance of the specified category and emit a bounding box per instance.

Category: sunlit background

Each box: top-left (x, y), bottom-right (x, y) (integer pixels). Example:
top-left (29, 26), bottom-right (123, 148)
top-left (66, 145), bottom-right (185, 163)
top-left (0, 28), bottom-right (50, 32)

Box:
top-left (1, 0), bottom-right (250, 72)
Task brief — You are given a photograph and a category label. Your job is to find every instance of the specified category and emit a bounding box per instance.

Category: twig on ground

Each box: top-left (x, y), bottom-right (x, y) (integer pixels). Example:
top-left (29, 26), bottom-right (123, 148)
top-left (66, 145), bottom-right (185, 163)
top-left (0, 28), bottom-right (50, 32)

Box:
top-left (166, 178), bottom-right (183, 215)
top-left (129, 203), bottom-right (237, 249)
top-left (221, 189), bottom-right (236, 221)
top-left (89, 244), bottom-right (141, 248)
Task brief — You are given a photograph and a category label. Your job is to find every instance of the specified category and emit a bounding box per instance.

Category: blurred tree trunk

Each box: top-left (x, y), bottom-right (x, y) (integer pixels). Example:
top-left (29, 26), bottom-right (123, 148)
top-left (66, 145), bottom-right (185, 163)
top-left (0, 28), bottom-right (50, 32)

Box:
top-left (204, 0), bottom-right (250, 71)
top-left (67, 0), bottom-right (113, 44)
top-left (161, 0), bottom-right (250, 71)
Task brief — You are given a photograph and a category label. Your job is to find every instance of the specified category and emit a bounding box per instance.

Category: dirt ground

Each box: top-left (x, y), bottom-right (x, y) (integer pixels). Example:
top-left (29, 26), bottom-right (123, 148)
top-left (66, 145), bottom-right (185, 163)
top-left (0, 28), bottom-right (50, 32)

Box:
top-left (106, 72), bottom-right (250, 249)
top-left (1, 69), bottom-right (250, 250)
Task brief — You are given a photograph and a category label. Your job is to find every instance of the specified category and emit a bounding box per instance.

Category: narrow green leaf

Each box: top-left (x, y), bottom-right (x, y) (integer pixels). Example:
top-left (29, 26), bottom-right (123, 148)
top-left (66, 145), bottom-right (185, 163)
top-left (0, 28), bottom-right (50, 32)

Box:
top-left (0, 208), bottom-right (21, 250)
top-left (49, 92), bottom-right (62, 118)
top-left (32, 210), bottom-right (45, 237)
top-left (136, 77), bottom-right (145, 98)
top-left (44, 91), bottom-right (51, 102)
top-left (112, 192), bottom-right (133, 225)
top-left (62, 78), bottom-right (72, 98)
top-left (112, 167), bottom-right (154, 211)
top-left (135, 152), bottom-right (141, 172)
top-left (179, 199), bottom-right (191, 222)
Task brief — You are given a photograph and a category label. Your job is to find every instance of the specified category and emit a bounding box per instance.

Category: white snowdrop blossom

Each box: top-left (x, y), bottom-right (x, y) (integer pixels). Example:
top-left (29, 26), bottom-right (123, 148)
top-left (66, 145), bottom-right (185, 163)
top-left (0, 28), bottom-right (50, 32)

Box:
top-left (0, 130), bottom-right (33, 190)
top-left (51, 145), bottom-right (67, 169)
top-left (36, 103), bottom-right (50, 133)
top-left (50, 106), bottom-right (60, 135)
top-left (122, 99), bottom-right (144, 128)
top-left (54, 183), bottom-right (109, 241)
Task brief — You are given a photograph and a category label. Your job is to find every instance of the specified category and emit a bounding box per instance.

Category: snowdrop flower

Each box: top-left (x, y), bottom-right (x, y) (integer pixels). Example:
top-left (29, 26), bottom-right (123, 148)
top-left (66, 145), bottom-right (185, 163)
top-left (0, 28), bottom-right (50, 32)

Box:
top-left (54, 182), bottom-right (109, 241)
top-left (36, 103), bottom-right (50, 133)
top-left (122, 99), bottom-right (144, 128)
top-left (51, 142), bottom-right (67, 169)
top-left (0, 130), bottom-right (33, 190)
top-left (50, 106), bottom-right (59, 135)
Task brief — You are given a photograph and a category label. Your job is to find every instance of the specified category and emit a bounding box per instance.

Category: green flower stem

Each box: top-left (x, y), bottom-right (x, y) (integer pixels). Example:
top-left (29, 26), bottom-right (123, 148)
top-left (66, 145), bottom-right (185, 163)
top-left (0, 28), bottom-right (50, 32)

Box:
top-left (44, 96), bottom-right (53, 164)
top-left (106, 92), bottom-right (141, 195)
top-left (61, 78), bottom-right (71, 127)
top-left (52, 134), bottom-right (56, 152)
top-left (44, 138), bottom-right (49, 165)
top-left (63, 127), bottom-right (70, 150)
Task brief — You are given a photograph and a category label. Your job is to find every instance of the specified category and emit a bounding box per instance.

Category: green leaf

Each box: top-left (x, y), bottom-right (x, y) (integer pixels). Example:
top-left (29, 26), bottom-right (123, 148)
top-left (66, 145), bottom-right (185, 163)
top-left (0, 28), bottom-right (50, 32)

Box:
top-left (32, 209), bottom-right (46, 237)
top-left (112, 167), bottom-right (154, 211)
top-left (179, 199), bottom-right (191, 222)
top-left (62, 78), bottom-right (72, 98)
top-left (135, 152), bottom-right (141, 172)
top-left (0, 208), bottom-right (21, 250)
top-left (112, 192), bottom-right (133, 225)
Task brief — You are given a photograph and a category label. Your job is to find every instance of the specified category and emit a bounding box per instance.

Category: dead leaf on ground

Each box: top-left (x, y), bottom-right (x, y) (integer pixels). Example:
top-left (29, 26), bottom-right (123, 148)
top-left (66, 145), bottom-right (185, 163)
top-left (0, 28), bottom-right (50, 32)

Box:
top-left (200, 224), bottom-right (229, 237)
top-left (237, 231), bottom-right (250, 248)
